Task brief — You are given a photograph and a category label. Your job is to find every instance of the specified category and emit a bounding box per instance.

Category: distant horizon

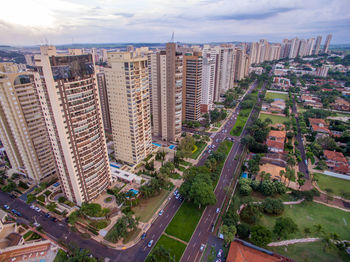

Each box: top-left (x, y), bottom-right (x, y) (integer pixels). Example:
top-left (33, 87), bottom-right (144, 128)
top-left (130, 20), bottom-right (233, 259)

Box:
top-left (1, 0), bottom-right (349, 46)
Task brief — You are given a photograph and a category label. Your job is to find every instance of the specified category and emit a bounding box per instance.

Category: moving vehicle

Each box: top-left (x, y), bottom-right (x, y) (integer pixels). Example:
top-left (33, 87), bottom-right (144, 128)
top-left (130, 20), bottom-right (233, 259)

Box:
top-left (158, 209), bottom-right (164, 216)
top-left (34, 207), bottom-right (41, 213)
top-left (200, 244), bottom-right (206, 252)
top-left (34, 222), bottom-right (40, 227)
top-left (141, 232), bottom-right (147, 240)
top-left (216, 208), bottom-right (220, 213)
top-left (148, 240), bottom-right (154, 247)
top-left (3, 205), bottom-right (9, 210)
top-left (217, 249), bottom-right (223, 257)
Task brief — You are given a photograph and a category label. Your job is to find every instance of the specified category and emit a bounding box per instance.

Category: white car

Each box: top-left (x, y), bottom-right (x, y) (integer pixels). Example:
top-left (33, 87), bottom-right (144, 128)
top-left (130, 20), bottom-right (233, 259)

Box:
top-left (30, 205), bottom-right (35, 209)
top-left (200, 244), bottom-right (206, 252)
top-left (33, 222), bottom-right (40, 227)
top-left (34, 207), bottom-right (41, 213)
top-left (216, 208), bottom-right (220, 214)
top-left (159, 209), bottom-right (164, 216)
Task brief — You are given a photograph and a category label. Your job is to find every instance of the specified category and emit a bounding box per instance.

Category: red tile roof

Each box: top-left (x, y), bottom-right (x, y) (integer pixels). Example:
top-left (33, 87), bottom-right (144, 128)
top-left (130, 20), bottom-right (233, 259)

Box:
top-left (324, 150), bottom-right (347, 164)
top-left (226, 241), bottom-right (292, 262)
top-left (267, 140), bottom-right (284, 151)
top-left (268, 130), bottom-right (286, 141)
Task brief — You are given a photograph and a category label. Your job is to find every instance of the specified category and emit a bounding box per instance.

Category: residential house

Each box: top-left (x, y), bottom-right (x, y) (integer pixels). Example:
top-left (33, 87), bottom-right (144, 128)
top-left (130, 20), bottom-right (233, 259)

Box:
top-left (301, 95), bottom-right (323, 108)
top-left (323, 150), bottom-right (350, 175)
top-left (269, 99), bottom-right (286, 114)
top-left (331, 98), bottom-right (350, 112)
top-left (309, 118), bottom-right (330, 138)
top-left (266, 130), bottom-right (286, 153)
top-left (226, 240), bottom-right (294, 262)
top-left (272, 77), bottom-right (291, 90)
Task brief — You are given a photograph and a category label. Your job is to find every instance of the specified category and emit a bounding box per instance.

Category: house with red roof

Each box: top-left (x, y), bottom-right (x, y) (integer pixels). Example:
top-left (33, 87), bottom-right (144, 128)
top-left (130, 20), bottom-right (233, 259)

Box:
top-left (323, 150), bottom-right (350, 175)
top-left (309, 118), bottom-right (330, 137)
top-left (266, 130), bottom-right (286, 153)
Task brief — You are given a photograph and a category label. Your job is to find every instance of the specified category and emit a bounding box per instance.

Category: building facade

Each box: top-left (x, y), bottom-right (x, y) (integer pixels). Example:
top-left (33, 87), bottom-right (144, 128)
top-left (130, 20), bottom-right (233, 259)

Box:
top-left (150, 43), bottom-right (183, 142)
top-left (182, 52), bottom-right (202, 121)
top-left (0, 64), bottom-right (56, 182)
top-left (105, 50), bottom-right (152, 165)
top-left (34, 46), bottom-right (111, 205)
top-left (96, 72), bottom-right (112, 132)
top-left (201, 45), bottom-right (217, 112)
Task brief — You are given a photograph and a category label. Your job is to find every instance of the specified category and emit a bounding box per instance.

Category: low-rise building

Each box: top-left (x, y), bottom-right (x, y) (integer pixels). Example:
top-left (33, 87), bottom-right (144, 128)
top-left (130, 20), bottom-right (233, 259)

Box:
top-left (266, 130), bottom-right (286, 153)
top-left (309, 118), bottom-right (330, 136)
top-left (331, 98), bottom-right (350, 112)
top-left (323, 150), bottom-right (350, 175)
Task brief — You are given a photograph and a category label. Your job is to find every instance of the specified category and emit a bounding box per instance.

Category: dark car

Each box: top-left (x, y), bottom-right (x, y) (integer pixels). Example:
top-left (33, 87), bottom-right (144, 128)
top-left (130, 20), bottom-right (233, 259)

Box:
top-left (141, 232), bottom-right (147, 240)
top-left (51, 217), bottom-right (58, 222)
top-left (45, 213), bottom-right (51, 218)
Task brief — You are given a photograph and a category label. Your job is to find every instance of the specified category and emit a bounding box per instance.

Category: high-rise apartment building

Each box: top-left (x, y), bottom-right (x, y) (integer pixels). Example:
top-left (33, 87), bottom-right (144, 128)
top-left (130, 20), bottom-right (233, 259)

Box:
top-left (323, 34), bottom-right (332, 53)
top-left (96, 71), bottom-right (112, 132)
top-left (0, 64), bottom-right (56, 182)
top-left (298, 39), bottom-right (307, 57)
top-left (306, 38), bottom-right (315, 56)
top-left (214, 44), bottom-right (235, 100)
top-left (280, 39), bottom-right (291, 59)
top-left (149, 43), bottom-right (183, 142)
top-left (234, 48), bottom-right (246, 81)
top-left (105, 50), bottom-right (152, 165)
top-left (201, 45), bottom-right (217, 113)
top-left (182, 52), bottom-right (202, 121)
top-left (314, 36), bottom-right (322, 55)
top-left (34, 46), bottom-right (111, 205)
top-left (249, 42), bottom-right (259, 64)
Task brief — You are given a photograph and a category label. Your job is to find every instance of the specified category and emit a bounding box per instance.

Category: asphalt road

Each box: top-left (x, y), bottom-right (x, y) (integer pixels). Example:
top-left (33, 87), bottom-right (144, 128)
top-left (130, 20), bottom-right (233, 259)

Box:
top-left (0, 81), bottom-right (260, 262)
top-left (180, 82), bottom-right (265, 262)
top-left (292, 97), bottom-right (309, 179)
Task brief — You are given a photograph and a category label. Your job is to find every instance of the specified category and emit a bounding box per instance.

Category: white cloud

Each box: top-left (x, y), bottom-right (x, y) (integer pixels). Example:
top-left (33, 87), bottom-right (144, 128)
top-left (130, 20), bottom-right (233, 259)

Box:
top-left (0, 0), bottom-right (349, 45)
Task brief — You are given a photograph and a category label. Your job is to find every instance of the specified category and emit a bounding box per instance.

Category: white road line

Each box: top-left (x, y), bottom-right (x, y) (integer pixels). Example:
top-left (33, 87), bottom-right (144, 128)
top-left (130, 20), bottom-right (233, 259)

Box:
top-left (152, 234), bottom-right (155, 238)
top-left (160, 223), bottom-right (163, 227)
top-left (143, 246), bottom-right (147, 251)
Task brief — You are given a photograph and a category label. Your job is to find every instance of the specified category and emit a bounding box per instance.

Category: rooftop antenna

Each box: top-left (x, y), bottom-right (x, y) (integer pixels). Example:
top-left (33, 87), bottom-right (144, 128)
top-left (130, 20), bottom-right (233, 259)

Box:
top-left (170, 32), bottom-right (174, 43)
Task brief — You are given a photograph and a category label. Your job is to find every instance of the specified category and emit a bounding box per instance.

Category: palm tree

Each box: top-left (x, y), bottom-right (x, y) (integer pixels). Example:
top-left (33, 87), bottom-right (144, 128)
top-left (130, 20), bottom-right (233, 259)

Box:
top-left (279, 170), bottom-right (286, 183)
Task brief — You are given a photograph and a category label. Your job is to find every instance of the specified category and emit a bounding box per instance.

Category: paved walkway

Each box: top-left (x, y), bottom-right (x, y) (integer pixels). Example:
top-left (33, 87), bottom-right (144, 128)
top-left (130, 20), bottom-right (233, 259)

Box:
top-left (268, 237), bottom-right (321, 247)
top-left (163, 232), bottom-right (188, 245)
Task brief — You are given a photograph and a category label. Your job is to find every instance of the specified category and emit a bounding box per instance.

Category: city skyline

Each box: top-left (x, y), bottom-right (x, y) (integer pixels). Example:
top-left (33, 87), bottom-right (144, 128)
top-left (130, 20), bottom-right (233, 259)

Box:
top-left (0, 0), bottom-right (349, 45)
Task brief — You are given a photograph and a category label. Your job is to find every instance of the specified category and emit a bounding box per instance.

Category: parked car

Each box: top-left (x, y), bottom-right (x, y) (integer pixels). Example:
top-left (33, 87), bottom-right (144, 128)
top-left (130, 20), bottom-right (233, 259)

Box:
top-left (159, 209), bottom-right (164, 216)
top-left (33, 222), bottom-right (40, 227)
top-left (215, 259), bottom-right (221, 262)
top-left (45, 213), bottom-right (51, 218)
top-left (174, 189), bottom-right (178, 196)
top-left (211, 223), bottom-right (215, 232)
top-left (51, 217), bottom-right (58, 222)
top-left (34, 207), bottom-right (41, 213)
top-left (3, 205), bottom-right (9, 210)
top-left (141, 232), bottom-right (147, 240)
top-left (216, 208), bottom-right (220, 214)
top-left (217, 249), bottom-right (223, 257)
top-left (175, 194), bottom-right (180, 199)
top-left (30, 205), bottom-right (35, 209)
top-left (148, 240), bottom-right (154, 247)
top-left (200, 244), bottom-right (206, 252)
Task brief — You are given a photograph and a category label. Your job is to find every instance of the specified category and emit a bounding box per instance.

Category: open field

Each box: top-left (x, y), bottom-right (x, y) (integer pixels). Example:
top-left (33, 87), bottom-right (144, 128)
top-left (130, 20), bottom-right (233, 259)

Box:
top-left (314, 173), bottom-right (350, 200)
top-left (260, 201), bottom-right (350, 241)
top-left (259, 113), bottom-right (289, 125)
top-left (165, 202), bottom-right (203, 242)
top-left (269, 241), bottom-right (348, 262)
top-left (146, 235), bottom-right (187, 262)
top-left (132, 189), bottom-right (170, 222)
top-left (265, 92), bottom-right (288, 100)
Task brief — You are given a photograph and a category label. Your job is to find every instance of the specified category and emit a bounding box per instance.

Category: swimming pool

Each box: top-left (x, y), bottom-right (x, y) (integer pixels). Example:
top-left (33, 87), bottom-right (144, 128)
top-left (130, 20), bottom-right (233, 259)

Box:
top-left (53, 182), bottom-right (60, 187)
top-left (241, 172), bottom-right (248, 178)
top-left (110, 163), bottom-right (121, 169)
top-left (126, 189), bottom-right (139, 198)
top-left (152, 142), bottom-right (161, 147)
top-left (169, 145), bottom-right (176, 150)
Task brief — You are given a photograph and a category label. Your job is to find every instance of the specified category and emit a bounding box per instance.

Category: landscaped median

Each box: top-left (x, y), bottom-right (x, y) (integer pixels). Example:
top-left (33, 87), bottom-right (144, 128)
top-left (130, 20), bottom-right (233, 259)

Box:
top-left (230, 91), bottom-right (259, 136)
top-left (146, 235), bottom-right (187, 262)
top-left (145, 140), bottom-right (234, 261)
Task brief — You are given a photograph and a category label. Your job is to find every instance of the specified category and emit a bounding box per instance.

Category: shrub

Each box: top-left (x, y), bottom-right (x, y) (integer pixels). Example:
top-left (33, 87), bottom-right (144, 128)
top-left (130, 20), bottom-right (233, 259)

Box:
top-left (260, 180), bottom-right (277, 196)
top-left (18, 181), bottom-right (29, 189)
top-left (250, 225), bottom-right (271, 247)
top-left (261, 198), bottom-right (284, 215)
top-left (240, 202), bottom-right (260, 224)
top-left (239, 183), bottom-right (252, 196)
top-left (37, 195), bottom-right (45, 202)
top-left (44, 190), bottom-right (52, 197)
top-left (58, 196), bottom-right (65, 203)
top-left (273, 217), bottom-right (298, 239)
top-left (274, 181), bottom-right (286, 195)
top-left (250, 180), bottom-right (260, 191)
top-left (237, 223), bottom-right (250, 239)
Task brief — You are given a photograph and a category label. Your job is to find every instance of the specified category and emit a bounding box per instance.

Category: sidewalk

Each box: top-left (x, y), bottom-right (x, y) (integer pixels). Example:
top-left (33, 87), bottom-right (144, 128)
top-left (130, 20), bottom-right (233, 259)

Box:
top-left (268, 237), bottom-right (321, 247)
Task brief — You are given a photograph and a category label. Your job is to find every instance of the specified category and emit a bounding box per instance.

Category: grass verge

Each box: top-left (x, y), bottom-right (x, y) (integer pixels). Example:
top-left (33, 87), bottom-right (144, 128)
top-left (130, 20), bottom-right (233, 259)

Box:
top-left (230, 108), bottom-right (251, 136)
top-left (132, 189), bottom-right (170, 222)
top-left (146, 235), bottom-right (187, 262)
top-left (191, 141), bottom-right (207, 160)
top-left (165, 202), bottom-right (203, 242)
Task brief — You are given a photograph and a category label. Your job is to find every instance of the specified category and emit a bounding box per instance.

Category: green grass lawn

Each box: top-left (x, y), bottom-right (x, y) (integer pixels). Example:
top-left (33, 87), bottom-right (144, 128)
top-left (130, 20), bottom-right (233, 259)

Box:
top-left (132, 189), bottom-right (170, 222)
top-left (177, 166), bottom-right (186, 172)
top-left (146, 235), bottom-right (187, 262)
top-left (260, 201), bottom-right (350, 241)
top-left (179, 160), bottom-right (192, 166)
top-left (211, 127), bottom-right (219, 132)
top-left (165, 202), bottom-right (203, 242)
top-left (214, 122), bottom-right (222, 128)
top-left (219, 140), bottom-right (233, 155)
top-left (230, 108), bottom-right (251, 136)
top-left (268, 241), bottom-right (349, 262)
top-left (314, 173), bottom-right (350, 200)
top-left (265, 91), bottom-right (288, 100)
top-left (259, 113), bottom-right (289, 125)
top-left (191, 141), bottom-right (207, 160)
top-left (123, 228), bottom-right (141, 244)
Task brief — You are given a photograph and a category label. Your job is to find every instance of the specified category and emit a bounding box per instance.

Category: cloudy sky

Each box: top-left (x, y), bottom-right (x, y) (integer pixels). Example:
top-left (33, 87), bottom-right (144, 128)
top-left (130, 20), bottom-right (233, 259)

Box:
top-left (1, 0), bottom-right (349, 45)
